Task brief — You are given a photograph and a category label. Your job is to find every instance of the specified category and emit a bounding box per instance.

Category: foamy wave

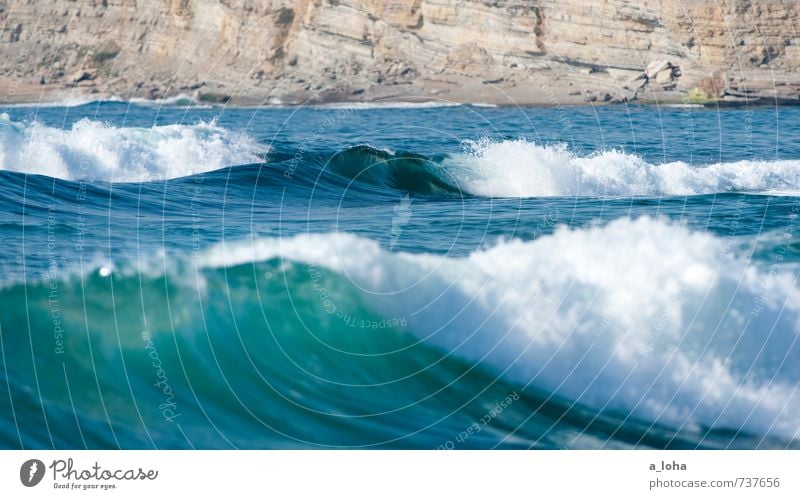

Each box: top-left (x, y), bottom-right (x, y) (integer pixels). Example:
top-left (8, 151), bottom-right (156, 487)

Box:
top-left (0, 114), bottom-right (267, 181)
top-left (203, 218), bottom-right (800, 441)
top-left (0, 95), bottom-right (123, 108)
top-left (312, 101), bottom-right (461, 110)
top-left (445, 139), bottom-right (800, 197)
top-left (129, 93), bottom-right (213, 108)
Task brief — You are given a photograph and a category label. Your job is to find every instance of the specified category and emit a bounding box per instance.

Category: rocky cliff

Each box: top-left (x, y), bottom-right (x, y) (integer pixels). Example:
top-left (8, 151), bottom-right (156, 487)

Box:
top-left (1, 0), bottom-right (798, 105)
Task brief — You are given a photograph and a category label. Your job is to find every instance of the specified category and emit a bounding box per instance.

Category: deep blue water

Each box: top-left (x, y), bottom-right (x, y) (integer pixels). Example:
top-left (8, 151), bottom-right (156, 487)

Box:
top-left (0, 101), bottom-right (799, 449)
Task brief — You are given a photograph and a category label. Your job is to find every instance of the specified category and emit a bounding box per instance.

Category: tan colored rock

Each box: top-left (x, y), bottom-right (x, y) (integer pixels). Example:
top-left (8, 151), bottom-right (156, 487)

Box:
top-left (0, 0), bottom-right (797, 105)
top-left (697, 73), bottom-right (727, 99)
top-left (646, 60), bottom-right (672, 80)
top-left (655, 68), bottom-right (674, 84)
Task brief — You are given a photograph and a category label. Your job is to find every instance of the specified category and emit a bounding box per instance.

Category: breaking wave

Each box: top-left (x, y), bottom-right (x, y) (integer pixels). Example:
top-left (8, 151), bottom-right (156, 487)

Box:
top-left (0, 113), bottom-right (267, 182)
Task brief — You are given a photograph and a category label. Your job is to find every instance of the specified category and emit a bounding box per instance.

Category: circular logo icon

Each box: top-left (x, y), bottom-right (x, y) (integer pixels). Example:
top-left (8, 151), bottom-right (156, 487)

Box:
top-left (20, 459), bottom-right (45, 487)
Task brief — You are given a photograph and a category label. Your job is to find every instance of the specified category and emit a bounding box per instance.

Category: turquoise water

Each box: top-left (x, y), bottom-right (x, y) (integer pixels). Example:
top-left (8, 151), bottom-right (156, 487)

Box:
top-left (1, 101), bottom-right (799, 449)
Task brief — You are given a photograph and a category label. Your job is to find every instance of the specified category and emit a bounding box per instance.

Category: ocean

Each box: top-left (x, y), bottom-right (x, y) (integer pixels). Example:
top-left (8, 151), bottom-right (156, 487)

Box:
top-left (0, 101), bottom-right (798, 449)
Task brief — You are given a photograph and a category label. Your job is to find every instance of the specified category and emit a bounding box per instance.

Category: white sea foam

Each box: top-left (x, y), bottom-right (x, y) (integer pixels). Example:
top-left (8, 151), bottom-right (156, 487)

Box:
top-left (312, 101), bottom-right (461, 110)
top-left (0, 114), bottom-right (267, 181)
top-left (0, 95), bottom-right (123, 108)
top-left (129, 93), bottom-right (214, 108)
top-left (2, 94), bottom-right (212, 108)
top-left (662, 104), bottom-right (705, 109)
top-left (445, 139), bottom-right (800, 197)
top-left (202, 218), bottom-right (800, 441)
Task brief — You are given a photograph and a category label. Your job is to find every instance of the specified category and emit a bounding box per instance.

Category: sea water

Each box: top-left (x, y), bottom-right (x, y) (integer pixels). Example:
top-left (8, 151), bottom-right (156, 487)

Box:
top-left (0, 101), bottom-right (798, 449)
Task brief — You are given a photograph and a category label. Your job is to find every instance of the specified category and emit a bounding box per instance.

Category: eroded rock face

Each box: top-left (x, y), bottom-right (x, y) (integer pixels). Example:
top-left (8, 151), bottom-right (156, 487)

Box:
top-left (0, 0), bottom-right (798, 104)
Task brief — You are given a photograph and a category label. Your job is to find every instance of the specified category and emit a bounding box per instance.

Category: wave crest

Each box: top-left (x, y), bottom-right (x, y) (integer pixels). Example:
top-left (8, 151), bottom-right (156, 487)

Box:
top-left (0, 114), bottom-right (267, 182)
top-left (328, 145), bottom-right (460, 194)
top-left (446, 139), bottom-right (800, 197)
top-left (201, 218), bottom-right (800, 442)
